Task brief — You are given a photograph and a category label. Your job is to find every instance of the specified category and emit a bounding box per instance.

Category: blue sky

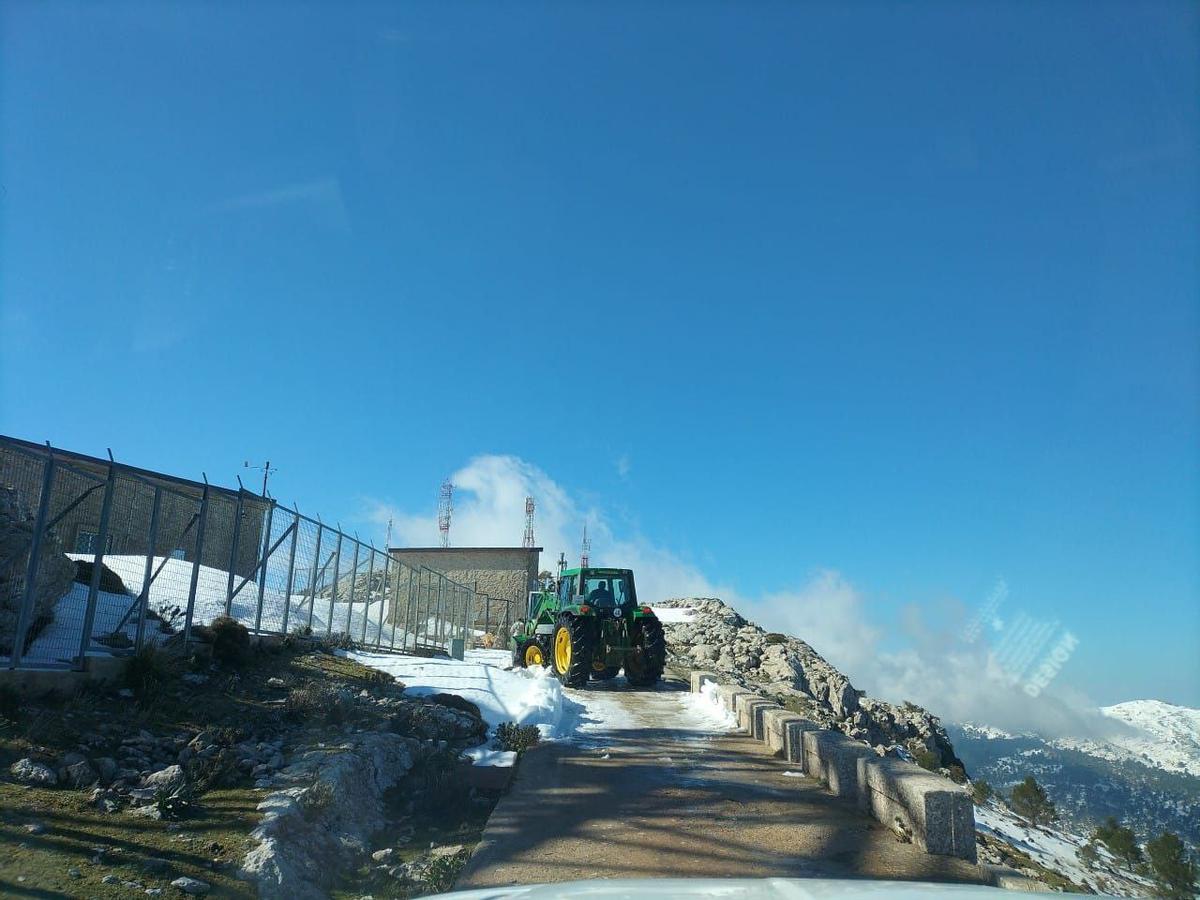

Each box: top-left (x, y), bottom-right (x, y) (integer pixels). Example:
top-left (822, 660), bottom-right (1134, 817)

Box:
top-left (2, 2), bottom-right (1197, 717)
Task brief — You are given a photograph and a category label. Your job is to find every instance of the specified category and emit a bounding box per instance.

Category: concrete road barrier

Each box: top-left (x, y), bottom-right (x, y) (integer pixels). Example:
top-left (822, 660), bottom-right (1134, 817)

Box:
top-left (733, 693), bottom-right (779, 739)
top-left (856, 755), bottom-right (977, 862)
top-left (803, 730), bottom-right (877, 799)
top-left (761, 708), bottom-right (819, 767)
top-left (690, 670), bottom-right (719, 694)
top-left (715, 683), bottom-right (754, 714)
top-left (690, 671), bottom-right (976, 863)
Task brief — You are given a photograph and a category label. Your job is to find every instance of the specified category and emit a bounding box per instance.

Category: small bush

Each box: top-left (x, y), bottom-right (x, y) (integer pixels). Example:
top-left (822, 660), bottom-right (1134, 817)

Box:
top-left (301, 781), bottom-right (335, 821)
top-left (971, 779), bottom-right (994, 804)
top-left (209, 615), bottom-right (250, 663)
top-left (286, 681), bottom-right (354, 724)
top-left (0, 684), bottom-right (24, 725)
top-left (947, 764), bottom-right (968, 784)
top-left (122, 644), bottom-right (178, 701)
top-left (913, 747), bottom-right (940, 772)
top-left (493, 722), bottom-right (540, 755)
top-left (764, 632), bottom-right (788, 644)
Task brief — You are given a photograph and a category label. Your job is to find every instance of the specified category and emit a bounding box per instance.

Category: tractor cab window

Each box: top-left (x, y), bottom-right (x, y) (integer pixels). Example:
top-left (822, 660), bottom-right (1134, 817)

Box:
top-left (584, 574), bottom-right (632, 608)
top-left (559, 575), bottom-right (577, 606)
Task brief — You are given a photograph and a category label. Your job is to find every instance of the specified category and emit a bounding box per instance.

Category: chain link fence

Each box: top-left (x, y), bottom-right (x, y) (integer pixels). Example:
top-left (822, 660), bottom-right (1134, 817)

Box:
top-left (1, 436), bottom-right (482, 670)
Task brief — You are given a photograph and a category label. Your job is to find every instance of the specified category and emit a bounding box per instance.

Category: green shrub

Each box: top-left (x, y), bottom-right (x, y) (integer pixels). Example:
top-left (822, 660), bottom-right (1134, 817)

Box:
top-left (1009, 776), bottom-right (1058, 826)
top-left (122, 644), bottom-right (178, 701)
top-left (1077, 841), bottom-right (1099, 867)
top-left (764, 633), bottom-right (788, 645)
top-left (1146, 831), bottom-right (1196, 899)
top-left (209, 615), bottom-right (250, 663)
top-left (913, 748), bottom-right (940, 772)
top-left (1094, 816), bottom-right (1143, 868)
top-left (493, 722), bottom-right (540, 755)
top-left (286, 681), bottom-right (354, 724)
top-left (970, 779), bottom-right (993, 804)
top-left (301, 781), bottom-right (335, 821)
top-left (0, 684), bottom-right (23, 725)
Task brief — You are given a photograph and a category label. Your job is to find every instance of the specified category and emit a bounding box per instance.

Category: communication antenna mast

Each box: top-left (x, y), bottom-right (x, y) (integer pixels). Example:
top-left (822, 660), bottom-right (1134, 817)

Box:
top-left (557, 552), bottom-right (567, 576)
top-left (384, 517), bottom-right (393, 551)
top-left (437, 480), bottom-right (453, 548)
top-left (522, 496), bottom-right (536, 549)
top-left (580, 522), bottom-right (590, 568)
top-left (244, 460), bottom-right (277, 497)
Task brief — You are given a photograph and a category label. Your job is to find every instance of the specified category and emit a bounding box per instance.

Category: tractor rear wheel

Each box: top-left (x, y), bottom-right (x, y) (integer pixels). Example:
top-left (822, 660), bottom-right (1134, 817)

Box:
top-left (551, 614), bottom-right (594, 688)
top-left (624, 617), bottom-right (666, 687)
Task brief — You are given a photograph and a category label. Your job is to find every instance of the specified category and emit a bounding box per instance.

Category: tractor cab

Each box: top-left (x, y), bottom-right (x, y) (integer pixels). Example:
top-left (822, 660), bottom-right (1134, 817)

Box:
top-left (559, 568), bottom-right (637, 611)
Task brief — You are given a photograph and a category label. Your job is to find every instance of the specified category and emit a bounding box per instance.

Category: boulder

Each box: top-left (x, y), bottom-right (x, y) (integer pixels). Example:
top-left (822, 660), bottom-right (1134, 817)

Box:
top-left (10, 757), bottom-right (58, 786)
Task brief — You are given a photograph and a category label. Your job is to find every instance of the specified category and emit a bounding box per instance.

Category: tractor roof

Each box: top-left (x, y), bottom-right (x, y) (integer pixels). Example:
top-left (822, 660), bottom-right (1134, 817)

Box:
top-left (560, 567), bottom-right (633, 577)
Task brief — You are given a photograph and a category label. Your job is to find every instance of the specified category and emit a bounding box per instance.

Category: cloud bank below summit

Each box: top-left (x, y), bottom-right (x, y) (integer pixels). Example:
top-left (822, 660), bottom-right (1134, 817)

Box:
top-left (363, 454), bottom-right (1112, 739)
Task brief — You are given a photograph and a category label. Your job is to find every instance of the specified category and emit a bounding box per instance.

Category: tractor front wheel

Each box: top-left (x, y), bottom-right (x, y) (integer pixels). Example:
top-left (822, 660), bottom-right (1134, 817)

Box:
top-left (551, 614), bottom-right (594, 688)
top-left (512, 636), bottom-right (549, 668)
top-left (624, 617), bottom-right (666, 687)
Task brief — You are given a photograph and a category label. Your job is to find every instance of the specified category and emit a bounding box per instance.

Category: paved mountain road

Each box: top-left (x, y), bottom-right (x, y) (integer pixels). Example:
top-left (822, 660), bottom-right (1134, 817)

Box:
top-left (456, 673), bottom-right (989, 888)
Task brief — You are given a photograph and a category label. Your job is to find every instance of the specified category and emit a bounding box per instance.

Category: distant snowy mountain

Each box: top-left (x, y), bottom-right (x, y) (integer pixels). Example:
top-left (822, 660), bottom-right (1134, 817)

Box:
top-left (1051, 700), bottom-right (1200, 778)
top-left (949, 701), bottom-right (1200, 851)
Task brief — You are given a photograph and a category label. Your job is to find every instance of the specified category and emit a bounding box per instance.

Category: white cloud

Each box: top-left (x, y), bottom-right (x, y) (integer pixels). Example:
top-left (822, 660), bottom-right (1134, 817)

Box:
top-left (615, 453), bottom-right (632, 480)
top-left (211, 177), bottom-right (350, 231)
top-left (361, 453), bottom-right (1107, 736)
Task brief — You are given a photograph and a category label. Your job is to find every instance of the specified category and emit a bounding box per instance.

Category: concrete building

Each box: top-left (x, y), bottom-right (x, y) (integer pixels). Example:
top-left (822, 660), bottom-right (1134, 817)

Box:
top-left (386, 546), bottom-right (542, 607)
top-left (0, 435), bottom-right (268, 578)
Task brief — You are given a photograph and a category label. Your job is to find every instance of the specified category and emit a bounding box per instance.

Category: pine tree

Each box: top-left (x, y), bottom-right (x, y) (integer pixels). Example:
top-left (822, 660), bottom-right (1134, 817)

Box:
top-left (1146, 831), bottom-right (1197, 899)
top-left (1009, 776), bottom-right (1058, 826)
top-left (1094, 817), bottom-right (1142, 868)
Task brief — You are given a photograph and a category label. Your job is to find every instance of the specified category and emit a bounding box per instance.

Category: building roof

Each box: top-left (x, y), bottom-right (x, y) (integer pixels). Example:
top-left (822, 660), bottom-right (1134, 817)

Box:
top-left (2, 434), bottom-right (268, 505)
top-left (388, 546), bottom-right (543, 554)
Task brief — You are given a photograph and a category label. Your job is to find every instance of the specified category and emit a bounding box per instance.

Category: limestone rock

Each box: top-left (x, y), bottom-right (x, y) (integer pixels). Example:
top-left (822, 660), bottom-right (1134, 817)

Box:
top-left (10, 757), bottom-right (58, 786)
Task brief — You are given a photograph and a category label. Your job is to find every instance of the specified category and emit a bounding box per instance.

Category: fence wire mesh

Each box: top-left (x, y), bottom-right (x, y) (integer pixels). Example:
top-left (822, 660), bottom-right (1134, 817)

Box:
top-left (1, 437), bottom-right (482, 670)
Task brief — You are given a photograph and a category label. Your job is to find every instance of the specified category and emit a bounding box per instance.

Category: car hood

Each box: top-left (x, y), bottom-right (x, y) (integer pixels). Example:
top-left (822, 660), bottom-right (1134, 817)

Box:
top-left (444, 878), bottom-right (1063, 899)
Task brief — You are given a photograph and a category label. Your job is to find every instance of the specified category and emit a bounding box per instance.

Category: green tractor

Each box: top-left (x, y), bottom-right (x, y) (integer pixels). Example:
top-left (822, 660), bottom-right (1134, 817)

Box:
top-left (511, 567), bottom-right (666, 688)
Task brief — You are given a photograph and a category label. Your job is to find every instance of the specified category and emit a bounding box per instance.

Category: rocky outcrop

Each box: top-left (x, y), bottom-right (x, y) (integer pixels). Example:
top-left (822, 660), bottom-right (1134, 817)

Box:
top-left (0, 485), bottom-right (74, 655)
top-left (240, 733), bottom-right (420, 900)
top-left (659, 598), bottom-right (964, 772)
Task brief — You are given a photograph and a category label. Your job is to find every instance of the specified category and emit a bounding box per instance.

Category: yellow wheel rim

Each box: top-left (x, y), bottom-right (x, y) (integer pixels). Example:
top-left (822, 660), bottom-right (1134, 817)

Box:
top-left (554, 627), bottom-right (572, 673)
top-left (524, 644), bottom-right (544, 666)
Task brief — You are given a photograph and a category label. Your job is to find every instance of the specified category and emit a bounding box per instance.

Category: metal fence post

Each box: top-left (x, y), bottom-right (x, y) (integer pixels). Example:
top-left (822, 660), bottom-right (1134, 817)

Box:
top-left (484, 593), bottom-right (491, 643)
top-left (399, 565), bottom-right (414, 650)
top-left (434, 575), bottom-right (444, 646)
top-left (10, 451), bottom-right (56, 669)
top-left (343, 540), bottom-right (360, 637)
top-left (135, 486), bottom-right (163, 649)
top-left (372, 555), bottom-right (387, 646)
top-left (183, 481), bottom-right (210, 644)
top-left (306, 524), bottom-right (323, 631)
top-left (225, 490), bottom-right (245, 616)
top-left (280, 507), bottom-right (300, 635)
top-left (252, 501), bottom-right (275, 634)
top-left (360, 550), bottom-right (376, 643)
top-left (326, 531), bottom-right (343, 636)
top-left (77, 460), bottom-right (117, 666)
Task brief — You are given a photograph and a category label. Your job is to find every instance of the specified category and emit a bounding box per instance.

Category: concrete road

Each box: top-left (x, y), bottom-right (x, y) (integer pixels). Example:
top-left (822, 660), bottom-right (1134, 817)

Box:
top-left (456, 674), bottom-right (989, 889)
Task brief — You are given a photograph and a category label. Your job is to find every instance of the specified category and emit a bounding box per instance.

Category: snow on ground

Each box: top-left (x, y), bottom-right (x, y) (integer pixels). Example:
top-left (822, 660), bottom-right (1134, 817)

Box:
top-left (347, 648), bottom-right (738, 767)
top-left (19, 555), bottom-right (468, 665)
top-left (1053, 699), bottom-right (1200, 778)
top-left (649, 605), bottom-right (697, 624)
top-left (975, 800), bottom-right (1153, 895)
